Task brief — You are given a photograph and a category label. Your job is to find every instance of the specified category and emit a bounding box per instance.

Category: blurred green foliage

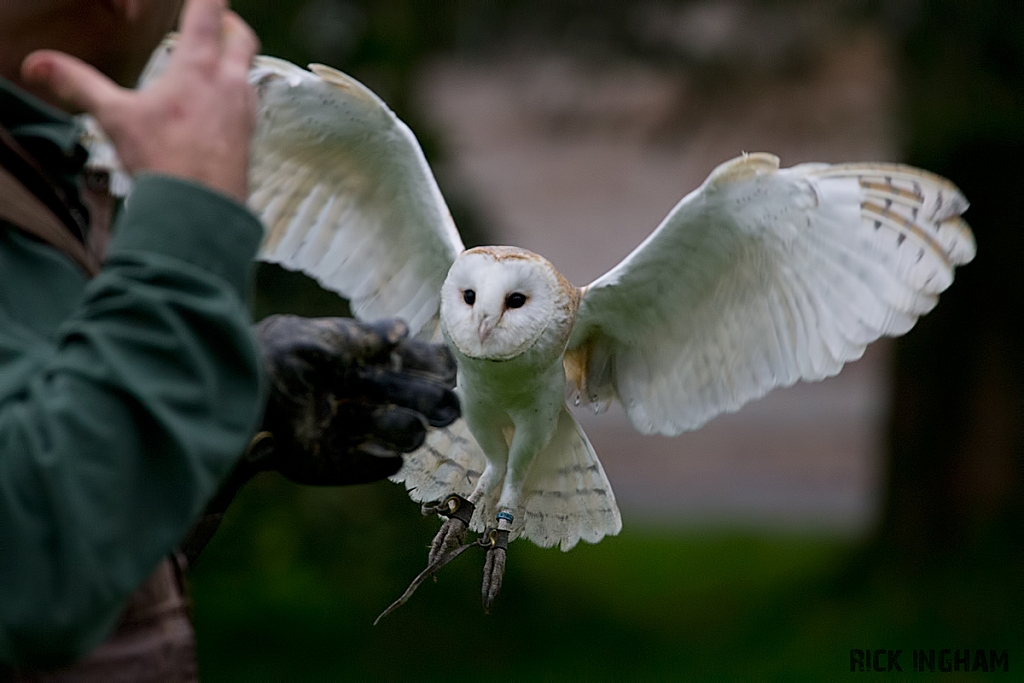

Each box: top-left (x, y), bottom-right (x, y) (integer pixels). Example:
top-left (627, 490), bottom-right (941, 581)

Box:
top-left (191, 474), bottom-right (1023, 680)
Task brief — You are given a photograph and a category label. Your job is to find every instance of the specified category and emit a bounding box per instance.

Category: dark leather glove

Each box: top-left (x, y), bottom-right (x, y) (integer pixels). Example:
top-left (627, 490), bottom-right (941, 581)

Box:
top-left (254, 314), bottom-right (459, 485)
top-left (180, 315), bottom-right (459, 566)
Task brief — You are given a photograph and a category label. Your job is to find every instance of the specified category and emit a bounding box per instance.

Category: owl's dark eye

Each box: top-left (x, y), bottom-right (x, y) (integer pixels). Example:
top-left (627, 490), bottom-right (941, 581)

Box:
top-left (505, 292), bottom-right (527, 309)
top-left (463, 289), bottom-right (476, 305)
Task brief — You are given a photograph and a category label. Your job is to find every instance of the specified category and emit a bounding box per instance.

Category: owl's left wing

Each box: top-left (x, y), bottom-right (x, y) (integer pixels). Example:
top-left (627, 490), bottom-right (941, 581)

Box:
top-left (566, 153), bottom-right (974, 436)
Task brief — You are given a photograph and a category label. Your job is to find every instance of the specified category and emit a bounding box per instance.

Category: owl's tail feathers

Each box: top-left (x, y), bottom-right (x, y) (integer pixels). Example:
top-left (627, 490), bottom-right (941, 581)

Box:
top-left (496, 407), bottom-right (622, 551)
top-left (393, 409), bottom-right (622, 552)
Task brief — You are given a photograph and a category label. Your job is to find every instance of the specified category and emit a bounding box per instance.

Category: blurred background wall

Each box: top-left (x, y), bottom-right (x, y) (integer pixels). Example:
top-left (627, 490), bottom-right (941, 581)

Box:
top-left (194, 1), bottom-right (1024, 679)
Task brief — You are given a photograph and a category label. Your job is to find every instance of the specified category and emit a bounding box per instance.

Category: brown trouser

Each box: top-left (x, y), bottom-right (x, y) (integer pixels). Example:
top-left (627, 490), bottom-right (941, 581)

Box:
top-left (10, 558), bottom-right (198, 683)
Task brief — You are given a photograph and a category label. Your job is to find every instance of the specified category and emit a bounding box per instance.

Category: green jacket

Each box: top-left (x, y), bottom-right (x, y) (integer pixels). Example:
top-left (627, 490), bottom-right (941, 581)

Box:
top-left (0, 80), bottom-right (267, 668)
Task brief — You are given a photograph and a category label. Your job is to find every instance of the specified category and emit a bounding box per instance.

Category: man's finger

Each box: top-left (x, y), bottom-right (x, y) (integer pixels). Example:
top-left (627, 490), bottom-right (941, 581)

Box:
top-left (21, 50), bottom-right (125, 116)
top-left (366, 406), bottom-right (428, 453)
top-left (176, 0), bottom-right (227, 68)
top-left (393, 338), bottom-right (458, 387)
top-left (221, 12), bottom-right (260, 77)
top-left (336, 447), bottom-right (404, 485)
top-left (314, 317), bottom-right (402, 367)
top-left (357, 368), bottom-right (461, 428)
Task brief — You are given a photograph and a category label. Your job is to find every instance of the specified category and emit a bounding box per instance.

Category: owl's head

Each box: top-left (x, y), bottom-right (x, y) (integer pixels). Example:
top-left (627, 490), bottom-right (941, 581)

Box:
top-left (440, 247), bottom-right (574, 361)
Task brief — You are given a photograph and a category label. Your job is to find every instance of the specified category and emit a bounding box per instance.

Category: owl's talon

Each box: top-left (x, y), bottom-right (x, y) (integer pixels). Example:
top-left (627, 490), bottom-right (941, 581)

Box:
top-left (426, 495), bottom-right (475, 565)
top-left (481, 527), bottom-right (509, 612)
top-left (429, 517), bottom-right (467, 564)
top-left (375, 532), bottom-right (490, 625)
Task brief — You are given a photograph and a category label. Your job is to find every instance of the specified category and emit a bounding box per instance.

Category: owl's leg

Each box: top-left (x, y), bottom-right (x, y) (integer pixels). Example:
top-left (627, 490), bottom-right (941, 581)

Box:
top-left (428, 425), bottom-right (508, 565)
top-left (481, 412), bottom-right (556, 611)
top-left (377, 419), bottom-right (514, 624)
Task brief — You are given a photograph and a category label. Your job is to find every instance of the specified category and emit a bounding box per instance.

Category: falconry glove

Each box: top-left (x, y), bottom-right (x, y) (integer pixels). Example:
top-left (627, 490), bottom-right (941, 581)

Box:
top-left (180, 315), bottom-right (459, 565)
top-left (255, 314), bottom-right (459, 484)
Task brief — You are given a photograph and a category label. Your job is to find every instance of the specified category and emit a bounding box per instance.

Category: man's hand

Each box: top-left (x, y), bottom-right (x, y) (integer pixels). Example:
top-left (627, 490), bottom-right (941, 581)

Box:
top-left (255, 315), bottom-right (460, 486)
top-left (21, 0), bottom-right (258, 202)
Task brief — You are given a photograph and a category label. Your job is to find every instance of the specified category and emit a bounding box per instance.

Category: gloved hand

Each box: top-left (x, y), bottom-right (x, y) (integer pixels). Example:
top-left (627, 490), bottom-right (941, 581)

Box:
top-left (253, 314), bottom-right (460, 485)
top-left (180, 315), bottom-right (459, 566)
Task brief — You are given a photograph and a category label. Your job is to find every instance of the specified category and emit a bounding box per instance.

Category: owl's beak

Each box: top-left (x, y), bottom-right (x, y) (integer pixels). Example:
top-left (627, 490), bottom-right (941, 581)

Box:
top-left (477, 314), bottom-right (499, 343)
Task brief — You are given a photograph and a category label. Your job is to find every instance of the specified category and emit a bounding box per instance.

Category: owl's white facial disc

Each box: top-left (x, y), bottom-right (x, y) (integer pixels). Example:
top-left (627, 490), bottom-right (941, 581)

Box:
top-left (440, 248), bottom-right (560, 361)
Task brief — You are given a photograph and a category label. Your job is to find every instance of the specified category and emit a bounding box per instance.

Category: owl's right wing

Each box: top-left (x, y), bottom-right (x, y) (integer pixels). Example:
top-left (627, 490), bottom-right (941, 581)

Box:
top-left (248, 58), bottom-right (464, 338)
top-left (90, 39), bottom-right (465, 339)
top-left (567, 153), bottom-right (975, 436)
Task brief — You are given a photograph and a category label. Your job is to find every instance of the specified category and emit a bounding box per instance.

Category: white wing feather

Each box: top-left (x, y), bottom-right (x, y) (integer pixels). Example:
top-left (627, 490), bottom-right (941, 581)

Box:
top-left (567, 153), bottom-right (975, 436)
top-left (79, 117), bottom-right (133, 197)
top-left (248, 59), bottom-right (463, 338)
top-left (82, 38), bottom-right (463, 339)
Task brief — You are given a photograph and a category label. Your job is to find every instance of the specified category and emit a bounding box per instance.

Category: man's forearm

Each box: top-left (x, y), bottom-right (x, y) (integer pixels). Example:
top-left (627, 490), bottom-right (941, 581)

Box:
top-left (0, 176), bottom-right (266, 669)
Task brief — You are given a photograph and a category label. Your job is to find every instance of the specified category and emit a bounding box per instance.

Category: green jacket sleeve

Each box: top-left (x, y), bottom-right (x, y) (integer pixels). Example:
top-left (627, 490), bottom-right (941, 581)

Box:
top-left (0, 174), bottom-right (267, 668)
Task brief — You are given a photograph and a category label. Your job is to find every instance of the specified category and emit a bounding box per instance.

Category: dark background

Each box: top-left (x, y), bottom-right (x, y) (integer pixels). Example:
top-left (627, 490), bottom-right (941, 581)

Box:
top-left (190, 1), bottom-right (1024, 679)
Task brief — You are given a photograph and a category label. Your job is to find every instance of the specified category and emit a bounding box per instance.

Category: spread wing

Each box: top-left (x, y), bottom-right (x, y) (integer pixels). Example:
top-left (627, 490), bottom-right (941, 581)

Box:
top-left (247, 58), bottom-right (463, 337)
top-left (566, 153), bottom-right (975, 436)
top-left (83, 39), bottom-right (464, 338)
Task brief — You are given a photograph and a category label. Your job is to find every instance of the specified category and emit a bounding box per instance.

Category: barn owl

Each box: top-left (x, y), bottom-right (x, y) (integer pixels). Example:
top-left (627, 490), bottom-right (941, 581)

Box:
top-left (85, 40), bottom-right (976, 611)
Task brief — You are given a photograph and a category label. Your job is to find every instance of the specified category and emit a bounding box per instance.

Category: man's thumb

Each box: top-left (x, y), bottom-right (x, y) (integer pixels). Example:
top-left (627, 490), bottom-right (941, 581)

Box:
top-left (22, 50), bottom-right (125, 116)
